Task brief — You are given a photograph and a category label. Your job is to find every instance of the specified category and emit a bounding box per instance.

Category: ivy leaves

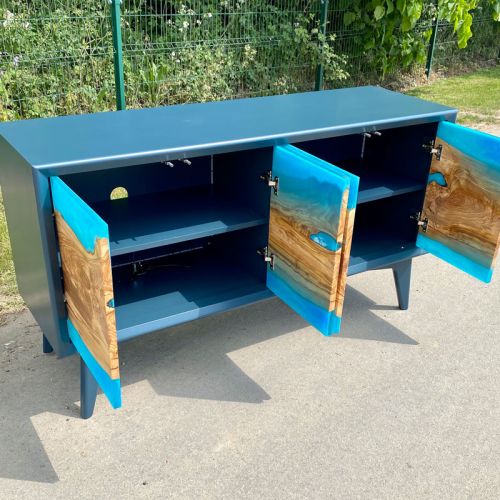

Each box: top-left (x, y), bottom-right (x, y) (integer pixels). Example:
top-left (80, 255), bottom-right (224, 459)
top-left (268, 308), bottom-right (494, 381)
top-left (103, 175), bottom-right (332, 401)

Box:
top-left (343, 0), bottom-right (498, 77)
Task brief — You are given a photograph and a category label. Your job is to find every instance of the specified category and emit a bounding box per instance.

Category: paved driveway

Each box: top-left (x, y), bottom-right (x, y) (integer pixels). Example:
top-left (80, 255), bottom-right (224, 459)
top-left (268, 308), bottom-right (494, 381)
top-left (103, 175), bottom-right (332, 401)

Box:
top-left (1, 254), bottom-right (499, 499)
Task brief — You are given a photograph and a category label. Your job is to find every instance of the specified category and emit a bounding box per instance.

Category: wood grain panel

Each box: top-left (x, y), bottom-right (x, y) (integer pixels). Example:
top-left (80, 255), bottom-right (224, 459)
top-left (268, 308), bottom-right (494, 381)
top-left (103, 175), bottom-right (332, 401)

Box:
top-left (269, 190), bottom-right (348, 311)
top-left (335, 208), bottom-right (356, 317)
top-left (421, 138), bottom-right (500, 272)
top-left (55, 211), bottom-right (119, 380)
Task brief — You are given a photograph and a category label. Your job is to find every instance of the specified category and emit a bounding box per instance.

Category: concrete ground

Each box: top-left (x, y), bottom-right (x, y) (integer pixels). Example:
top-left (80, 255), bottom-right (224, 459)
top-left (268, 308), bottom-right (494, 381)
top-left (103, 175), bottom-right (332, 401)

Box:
top-left (0, 254), bottom-right (499, 499)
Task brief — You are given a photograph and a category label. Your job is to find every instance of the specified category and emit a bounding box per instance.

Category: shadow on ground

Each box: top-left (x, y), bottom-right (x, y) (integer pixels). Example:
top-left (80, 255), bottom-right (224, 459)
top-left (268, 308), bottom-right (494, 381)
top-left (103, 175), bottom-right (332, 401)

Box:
top-left (0, 284), bottom-right (417, 483)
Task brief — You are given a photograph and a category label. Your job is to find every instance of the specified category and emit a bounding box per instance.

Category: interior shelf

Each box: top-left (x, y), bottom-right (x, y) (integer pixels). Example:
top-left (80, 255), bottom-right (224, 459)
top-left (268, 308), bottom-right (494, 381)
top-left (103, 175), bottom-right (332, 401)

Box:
top-left (113, 251), bottom-right (272, 341)
top-left (355, 169), bottom-right (426, 204)
top-left (91, 187), bottom-right (268, 256)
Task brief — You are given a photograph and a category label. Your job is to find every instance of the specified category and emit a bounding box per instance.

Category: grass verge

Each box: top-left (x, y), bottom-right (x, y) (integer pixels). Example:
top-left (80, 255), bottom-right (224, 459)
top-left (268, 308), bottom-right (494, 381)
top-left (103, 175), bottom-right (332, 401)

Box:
top-left (406, 66), bottom-right (500, 127)
top-left (0, 188), bottom-right (24, 319)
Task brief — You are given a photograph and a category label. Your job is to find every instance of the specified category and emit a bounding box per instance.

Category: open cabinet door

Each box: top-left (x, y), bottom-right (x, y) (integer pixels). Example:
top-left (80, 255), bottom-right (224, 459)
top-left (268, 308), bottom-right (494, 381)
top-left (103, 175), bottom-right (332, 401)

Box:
top-left (416, 122), bottom-right (500, 283)
top-left (51, 177), bottom-right (121, 408)
top-left (266, 145), bottom-right (359, 335)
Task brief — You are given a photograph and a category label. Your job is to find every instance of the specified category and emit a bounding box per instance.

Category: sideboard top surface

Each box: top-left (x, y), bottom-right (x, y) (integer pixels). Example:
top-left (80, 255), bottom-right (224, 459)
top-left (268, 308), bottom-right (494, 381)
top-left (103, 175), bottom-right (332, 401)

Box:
top-left (0, 86), bottom-right (456, 174)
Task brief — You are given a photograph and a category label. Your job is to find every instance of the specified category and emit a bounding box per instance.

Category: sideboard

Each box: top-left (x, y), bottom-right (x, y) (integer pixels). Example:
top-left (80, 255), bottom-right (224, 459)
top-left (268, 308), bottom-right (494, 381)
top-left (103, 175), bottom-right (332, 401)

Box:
top-left (1, 86), bottom-right (499, 418)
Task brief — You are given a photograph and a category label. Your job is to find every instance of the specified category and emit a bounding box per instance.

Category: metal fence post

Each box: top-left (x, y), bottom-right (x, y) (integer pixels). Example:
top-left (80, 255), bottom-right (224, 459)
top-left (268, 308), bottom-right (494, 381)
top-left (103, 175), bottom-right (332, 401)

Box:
top-left (109, 0), bottom-right (126, 110)
top-left (425, 1), bottom-right (439, 78)
top-left (315, 0), bottom-right (329, 91)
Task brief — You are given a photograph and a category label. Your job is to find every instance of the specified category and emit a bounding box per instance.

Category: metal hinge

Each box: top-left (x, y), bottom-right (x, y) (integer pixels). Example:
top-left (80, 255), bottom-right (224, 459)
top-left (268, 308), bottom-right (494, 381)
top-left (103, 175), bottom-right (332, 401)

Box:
top-left (257, 246), bottom-right (275, 269)
top-left (410, 211), bottom-right (428, 232)
top-left (260, 171), bottom-right (279, 195)
top-left (423, 141), bottom-right (442, 161)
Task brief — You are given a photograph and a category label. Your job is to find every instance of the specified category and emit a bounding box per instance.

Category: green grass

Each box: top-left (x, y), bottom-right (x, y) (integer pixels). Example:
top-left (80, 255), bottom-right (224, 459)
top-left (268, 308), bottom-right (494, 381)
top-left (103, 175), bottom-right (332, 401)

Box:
top-left (0, 188), bottom-right (23, 318)
top-left (406, 66), bottom-right (500, 126)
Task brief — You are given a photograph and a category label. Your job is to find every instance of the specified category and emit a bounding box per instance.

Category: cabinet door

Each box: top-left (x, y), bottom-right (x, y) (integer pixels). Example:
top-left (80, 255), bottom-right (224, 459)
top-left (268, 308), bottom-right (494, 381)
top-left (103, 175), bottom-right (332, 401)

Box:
top-left (416, 122), bottom-right (500, 283)
top-left (51, 177), bottom-right (121, 409)
top-left (266, 145), bottom-right (359, 335)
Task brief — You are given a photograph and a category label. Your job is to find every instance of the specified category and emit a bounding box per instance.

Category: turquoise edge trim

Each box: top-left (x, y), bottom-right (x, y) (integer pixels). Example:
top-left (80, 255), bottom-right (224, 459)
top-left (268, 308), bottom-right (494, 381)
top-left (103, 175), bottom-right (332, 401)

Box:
top-left (438, 121), bottom-right (500, 174)
top-left (267, 271), bottom-right (342, 336)
top-left (68, 319), bottom-right (122, 409)
top-left (284, 145), bottom-right (360, 209)
top-left (50, 176), bottom-right (109, 253)
top-left (417, 234), bottom-right (492, 283)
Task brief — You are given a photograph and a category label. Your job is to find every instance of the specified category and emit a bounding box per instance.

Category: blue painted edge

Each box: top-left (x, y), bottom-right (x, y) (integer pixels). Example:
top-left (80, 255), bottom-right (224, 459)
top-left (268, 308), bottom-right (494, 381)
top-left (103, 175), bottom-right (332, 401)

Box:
top-left (416, 234), bottom-right (492, 284)
top-left (267, 271), bottom-right (341, 336)
top-left (285, 145), bottom-right (360, 209)
top-left (68, 319), bottom-right (122, 409)
top-left (50, 176), bottom-right (108, 253)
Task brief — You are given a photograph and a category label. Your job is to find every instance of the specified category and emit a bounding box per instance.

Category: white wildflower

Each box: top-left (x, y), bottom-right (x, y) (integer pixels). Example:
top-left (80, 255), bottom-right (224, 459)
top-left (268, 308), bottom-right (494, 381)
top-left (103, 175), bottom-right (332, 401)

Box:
top-left (2, 10), bottom-right (14, 27)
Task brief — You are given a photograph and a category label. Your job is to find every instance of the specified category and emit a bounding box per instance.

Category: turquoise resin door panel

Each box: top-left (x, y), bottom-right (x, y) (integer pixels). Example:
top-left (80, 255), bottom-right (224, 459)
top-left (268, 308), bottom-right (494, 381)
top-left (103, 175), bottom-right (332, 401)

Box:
top-left (417, 122), bottom-right (500, 283)
top-left (51, 177), bottom-right (122, 409)
top-left (266, 145), bottom-right (359, 335)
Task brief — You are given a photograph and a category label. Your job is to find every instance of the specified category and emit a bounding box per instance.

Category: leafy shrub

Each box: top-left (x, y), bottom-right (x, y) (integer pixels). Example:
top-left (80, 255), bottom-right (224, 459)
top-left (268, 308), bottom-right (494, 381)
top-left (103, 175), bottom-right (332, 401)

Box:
top-left (0, 0), bottom-right (498, 120)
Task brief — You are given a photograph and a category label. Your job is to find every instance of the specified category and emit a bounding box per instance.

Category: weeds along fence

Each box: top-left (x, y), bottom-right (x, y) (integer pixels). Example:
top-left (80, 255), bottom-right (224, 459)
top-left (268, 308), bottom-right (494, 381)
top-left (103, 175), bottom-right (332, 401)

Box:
top-left (0, 0), bottom-right (498, 121)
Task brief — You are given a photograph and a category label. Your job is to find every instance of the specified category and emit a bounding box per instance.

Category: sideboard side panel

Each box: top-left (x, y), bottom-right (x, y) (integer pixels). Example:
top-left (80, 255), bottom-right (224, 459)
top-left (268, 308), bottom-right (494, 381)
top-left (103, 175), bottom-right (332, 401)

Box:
top-left (0, 137), bottom-right (72, 356)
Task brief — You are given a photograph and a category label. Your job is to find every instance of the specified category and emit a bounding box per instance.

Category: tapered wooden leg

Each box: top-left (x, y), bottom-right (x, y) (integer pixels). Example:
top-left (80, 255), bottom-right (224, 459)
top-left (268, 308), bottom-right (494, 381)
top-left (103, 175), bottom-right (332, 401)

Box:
top-left (42, 334), bottom-right (53, 354)
top-left (80, 357), bottom-right (98, 419)
top-left (392, 259), bottom-right (412, 310)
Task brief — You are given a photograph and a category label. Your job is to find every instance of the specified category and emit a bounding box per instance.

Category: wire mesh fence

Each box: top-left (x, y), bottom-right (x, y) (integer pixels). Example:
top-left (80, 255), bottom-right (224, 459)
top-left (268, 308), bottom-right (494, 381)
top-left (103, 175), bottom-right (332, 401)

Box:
top-left (0, 1), bottom-right (115, 120)
top-left (0, 0), bottom-right (498, 121)
top-left (121, 0), bottom-right (322, 108)
top-left (432, 9), bottom-right (499, 72)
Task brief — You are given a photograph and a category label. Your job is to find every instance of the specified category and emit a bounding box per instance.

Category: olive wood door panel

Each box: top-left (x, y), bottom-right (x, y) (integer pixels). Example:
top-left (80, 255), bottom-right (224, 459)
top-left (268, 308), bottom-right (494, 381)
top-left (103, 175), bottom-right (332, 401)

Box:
top-left (51, 176), bottom-right (121, 408)
top-left (266, 145), bottom-right (359, 335)
top-left (417, 121), bottom-right (500, 283)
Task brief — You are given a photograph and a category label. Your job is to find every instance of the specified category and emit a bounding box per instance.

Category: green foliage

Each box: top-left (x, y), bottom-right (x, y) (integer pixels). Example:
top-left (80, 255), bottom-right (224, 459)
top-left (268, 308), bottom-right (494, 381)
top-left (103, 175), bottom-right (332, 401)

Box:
top-left (0, 1), bottom-right (349, 117)
top-left (343, 0), bottom-right (499, 78)
top-left (0, 1), bottom-right (497, 119)
top-left (0, 1), bottom-right (116, 120)
top-left (124, 2), bottom-right (348, 107)
top-left (0, 188), bottom-right (23, 316)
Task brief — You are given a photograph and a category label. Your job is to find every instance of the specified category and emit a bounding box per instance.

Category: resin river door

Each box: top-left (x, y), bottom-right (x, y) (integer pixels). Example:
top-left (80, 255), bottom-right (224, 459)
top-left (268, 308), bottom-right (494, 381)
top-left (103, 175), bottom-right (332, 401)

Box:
top-left (417, 121), bottom-right (500, 283)
top-left (266, 145), bottom-right (359, 335)
top-left (51, 177), bottom-right (121, 408)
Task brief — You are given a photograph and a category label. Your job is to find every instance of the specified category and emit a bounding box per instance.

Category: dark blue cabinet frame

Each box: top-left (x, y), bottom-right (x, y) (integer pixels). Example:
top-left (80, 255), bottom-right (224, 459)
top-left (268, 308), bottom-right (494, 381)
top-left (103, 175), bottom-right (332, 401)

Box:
top-left (6, 86), bottom-right (496, 419)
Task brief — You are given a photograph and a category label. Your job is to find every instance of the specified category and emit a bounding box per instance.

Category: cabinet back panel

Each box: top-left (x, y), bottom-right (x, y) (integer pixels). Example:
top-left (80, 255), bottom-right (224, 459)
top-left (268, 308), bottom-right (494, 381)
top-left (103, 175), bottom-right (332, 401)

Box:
top-left (110, 226), bottom-right (268, 284)
top-left (363, 122), bottom-right (438, 183)
top-left (60, 157), bottom-right (212, 204)
top-left (294, 135), bottom-right (363, 168)
top-left (353, 190), bottom-right (426, 244)
top-left (213, 147), bottom-right (272, 218)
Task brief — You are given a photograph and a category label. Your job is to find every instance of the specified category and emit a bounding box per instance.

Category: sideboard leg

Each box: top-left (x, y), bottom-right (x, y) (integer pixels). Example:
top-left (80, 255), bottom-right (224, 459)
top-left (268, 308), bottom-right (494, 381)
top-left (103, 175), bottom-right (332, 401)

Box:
top-left (42, 334), bottom-right (53, 354)
top-left (392, 259), bottom-right (412, 310)
top-left (80, 357), bottom-right (98, 419)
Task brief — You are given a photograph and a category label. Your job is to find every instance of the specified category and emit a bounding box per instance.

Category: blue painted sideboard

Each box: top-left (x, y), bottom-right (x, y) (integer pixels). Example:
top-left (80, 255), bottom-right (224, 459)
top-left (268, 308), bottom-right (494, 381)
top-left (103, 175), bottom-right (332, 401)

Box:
top-left (1, 86), bottom-right (499, 418)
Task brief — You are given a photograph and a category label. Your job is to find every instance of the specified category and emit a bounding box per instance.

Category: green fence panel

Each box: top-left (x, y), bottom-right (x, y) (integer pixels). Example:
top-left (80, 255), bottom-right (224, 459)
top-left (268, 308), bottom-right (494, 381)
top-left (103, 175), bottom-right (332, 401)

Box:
top-left (0, 0), bottom-right (116, 120)
top-left (0, 0), bottom-right (497, 120)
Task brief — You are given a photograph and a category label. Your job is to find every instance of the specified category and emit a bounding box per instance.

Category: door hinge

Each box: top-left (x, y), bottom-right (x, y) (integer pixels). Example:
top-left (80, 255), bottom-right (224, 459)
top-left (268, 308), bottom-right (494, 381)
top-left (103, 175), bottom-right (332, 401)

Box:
top-left (260, 171), bottom-right (279, 195)
top-left (257, 246), bottom-right (275, 269)
top-left (423, 141), bottom-right (442, 161)
top-left (410, 211), bottom-right (428, 232)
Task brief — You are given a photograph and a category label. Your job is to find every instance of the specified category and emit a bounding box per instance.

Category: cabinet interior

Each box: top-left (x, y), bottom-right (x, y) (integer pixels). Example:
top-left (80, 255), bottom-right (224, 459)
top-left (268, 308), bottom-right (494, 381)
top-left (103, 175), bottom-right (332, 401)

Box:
top-left (57, 122), bottom-right (436, 339)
